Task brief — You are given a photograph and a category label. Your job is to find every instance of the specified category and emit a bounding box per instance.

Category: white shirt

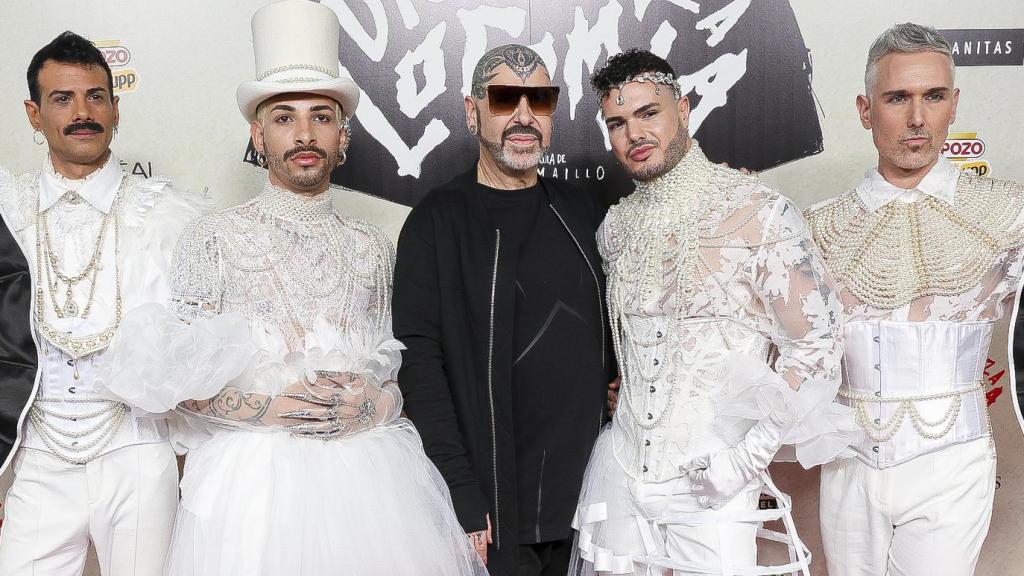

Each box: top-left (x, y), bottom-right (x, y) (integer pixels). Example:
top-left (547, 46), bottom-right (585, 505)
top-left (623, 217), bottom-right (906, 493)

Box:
top-left (10, 155), bottom-right (184, 461)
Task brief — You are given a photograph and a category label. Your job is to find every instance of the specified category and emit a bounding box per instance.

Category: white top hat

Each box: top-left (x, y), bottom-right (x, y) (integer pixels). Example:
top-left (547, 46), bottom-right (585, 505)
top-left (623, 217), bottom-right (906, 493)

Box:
top-left (236, 0), bottom-right (360, 123)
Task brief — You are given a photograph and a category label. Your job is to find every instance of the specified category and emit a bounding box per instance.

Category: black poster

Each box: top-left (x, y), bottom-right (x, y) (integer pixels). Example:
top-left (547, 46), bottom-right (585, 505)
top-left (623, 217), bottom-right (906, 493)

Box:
top-left (939, 28), bottom-right (1024, 67)
top-left (246, 0), bottom-right (823, 207)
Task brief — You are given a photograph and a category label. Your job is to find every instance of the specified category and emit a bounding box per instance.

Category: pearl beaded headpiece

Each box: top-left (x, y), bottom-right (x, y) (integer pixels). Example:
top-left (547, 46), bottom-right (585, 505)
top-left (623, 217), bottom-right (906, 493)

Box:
top-left (599, 71), bottom-right (682, 105)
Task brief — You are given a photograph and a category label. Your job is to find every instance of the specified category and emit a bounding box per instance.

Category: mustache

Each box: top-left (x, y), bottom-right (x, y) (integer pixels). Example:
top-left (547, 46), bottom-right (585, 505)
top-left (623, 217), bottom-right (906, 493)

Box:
top-left (502, 125), bottom-right (543, 144)
top-left (63, 121), bottom-right (104, 135)
top-left (282, 145), bottom-right (328, 160)
top-left (627, 138), bottom-right (658, 156)
top-left (901, 129), bottom-right (932, 142)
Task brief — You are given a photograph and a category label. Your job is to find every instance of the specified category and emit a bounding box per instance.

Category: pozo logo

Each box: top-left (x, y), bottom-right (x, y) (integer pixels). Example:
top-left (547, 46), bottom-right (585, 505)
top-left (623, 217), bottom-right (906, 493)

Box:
top-left (93, 41), bottom-right (139, 94)
top-left (942, 137), bottom-right (985, 160)
top-left (100, 45), bottom-right (132, 67)
top-left (943, 132), bottom-right (991, 176)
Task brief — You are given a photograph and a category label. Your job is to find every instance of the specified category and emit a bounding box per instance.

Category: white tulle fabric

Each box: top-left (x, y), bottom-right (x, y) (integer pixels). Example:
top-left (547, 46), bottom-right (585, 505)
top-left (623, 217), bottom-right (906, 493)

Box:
top-left (570, 147), bottom-right (859, 575)
top-left (99, 183), bottom-right (485, 575)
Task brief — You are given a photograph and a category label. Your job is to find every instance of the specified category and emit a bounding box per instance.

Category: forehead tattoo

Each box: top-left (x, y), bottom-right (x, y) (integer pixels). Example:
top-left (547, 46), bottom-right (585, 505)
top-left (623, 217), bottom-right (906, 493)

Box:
top-left (471, 44), bottom-right (548, 99)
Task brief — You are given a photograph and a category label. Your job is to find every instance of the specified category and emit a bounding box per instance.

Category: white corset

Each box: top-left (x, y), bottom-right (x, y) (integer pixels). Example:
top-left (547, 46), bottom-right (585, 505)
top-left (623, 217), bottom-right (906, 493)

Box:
top-left (612, 317), bottom-right (771, 482)
top-left (841, 320), bottom-right (992, 468)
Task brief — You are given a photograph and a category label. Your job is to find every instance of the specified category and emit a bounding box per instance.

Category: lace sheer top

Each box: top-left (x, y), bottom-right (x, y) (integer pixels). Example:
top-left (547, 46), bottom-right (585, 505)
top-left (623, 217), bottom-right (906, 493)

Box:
top-left (600, 146), bottom-right (844, 392)
top-left (171, 183), bottom-right (394, 351)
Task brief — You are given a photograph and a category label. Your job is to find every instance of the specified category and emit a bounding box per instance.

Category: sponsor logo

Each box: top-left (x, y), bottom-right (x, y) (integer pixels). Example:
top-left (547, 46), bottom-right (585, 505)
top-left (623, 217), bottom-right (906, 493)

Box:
top-left (94, 40), bottom-right (140, 94)
top-left (112, 68), bottom-right (140, 93)
top-left (938, 29), bottom-right (1024, 66)
top-left (943, 132), bottom-right (992, 176)
top-left (118, 159), bottom-right (155, 178)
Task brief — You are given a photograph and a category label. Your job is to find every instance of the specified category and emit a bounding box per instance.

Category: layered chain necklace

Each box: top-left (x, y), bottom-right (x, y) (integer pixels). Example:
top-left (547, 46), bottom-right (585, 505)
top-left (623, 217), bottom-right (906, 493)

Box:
top-left (30, 181), bottom-right (129, 465)
top-left (34, 189), bottom-right (124, 360)
top-left (222, 183), bottom-right (390, 346)
top-left (605, 146), bottom-right (714, 431)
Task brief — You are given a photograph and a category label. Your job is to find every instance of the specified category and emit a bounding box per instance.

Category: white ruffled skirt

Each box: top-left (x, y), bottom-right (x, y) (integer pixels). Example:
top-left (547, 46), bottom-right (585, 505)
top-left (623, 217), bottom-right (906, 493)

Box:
top-left (569, 428), bottom-right (812, 576)
top-left (166, 420), bottom-right (486, 576)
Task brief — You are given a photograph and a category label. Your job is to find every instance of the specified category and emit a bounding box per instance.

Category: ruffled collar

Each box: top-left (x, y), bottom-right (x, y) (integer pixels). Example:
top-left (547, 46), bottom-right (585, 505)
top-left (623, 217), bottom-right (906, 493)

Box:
top-left (39, 152), bottom-right (122, 213)
top-left (256, 182), bottom-right (334, 223)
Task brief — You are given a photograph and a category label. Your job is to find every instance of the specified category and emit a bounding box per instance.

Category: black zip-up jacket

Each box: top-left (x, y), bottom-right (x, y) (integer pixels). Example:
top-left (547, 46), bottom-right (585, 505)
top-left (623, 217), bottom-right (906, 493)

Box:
top-left (393, 167), bottom-right (614, 574)
top-left (0, 212), bottom-right (36, 473)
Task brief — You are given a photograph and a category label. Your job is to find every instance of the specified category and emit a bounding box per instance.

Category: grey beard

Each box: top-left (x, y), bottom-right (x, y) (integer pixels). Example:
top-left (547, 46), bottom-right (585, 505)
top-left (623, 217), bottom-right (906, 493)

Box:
top-left (479, 135), bottom-right (547, 172)
top-left (627, 126), bottom-right (690, 182)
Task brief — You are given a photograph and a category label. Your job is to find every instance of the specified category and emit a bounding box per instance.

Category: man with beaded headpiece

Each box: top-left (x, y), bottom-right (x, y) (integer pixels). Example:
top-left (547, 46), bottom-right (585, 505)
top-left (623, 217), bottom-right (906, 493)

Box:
top-left (0, 31), bottom-right (206, 575)
top-left (805, 23), bottom-right (1024, 576)
top-left (393, 43), bottom-right (615, 575)
top-left (94, 1), bottom-right (486, 574)
top-left (568, 49), bottom-right (860, 575)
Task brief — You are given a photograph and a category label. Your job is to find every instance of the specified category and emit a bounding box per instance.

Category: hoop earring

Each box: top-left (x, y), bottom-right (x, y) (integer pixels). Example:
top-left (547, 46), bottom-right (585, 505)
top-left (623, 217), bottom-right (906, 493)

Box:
top-left (337, 150), bottom-right (347, 166)
top-left (257, 152), bottom-right (267, 168)
top-left (33, 130), bottom-right (44, 145)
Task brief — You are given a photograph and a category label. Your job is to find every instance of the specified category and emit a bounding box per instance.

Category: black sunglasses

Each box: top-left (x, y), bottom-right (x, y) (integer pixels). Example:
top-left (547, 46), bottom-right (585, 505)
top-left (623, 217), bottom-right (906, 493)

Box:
top-left (486, 84), bottom-right (560, 116)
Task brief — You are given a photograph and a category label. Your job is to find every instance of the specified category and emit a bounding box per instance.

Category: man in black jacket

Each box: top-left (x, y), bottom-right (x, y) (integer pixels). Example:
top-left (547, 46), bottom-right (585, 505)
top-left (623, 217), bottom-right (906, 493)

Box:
top-left (0, 208), bottom-right (35, 475)
top-left (393, 44), bottom-right (615, 576)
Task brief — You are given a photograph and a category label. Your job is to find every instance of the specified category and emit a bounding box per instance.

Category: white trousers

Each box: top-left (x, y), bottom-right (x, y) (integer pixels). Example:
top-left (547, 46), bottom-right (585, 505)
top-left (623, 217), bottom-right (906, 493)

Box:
top-left (819, 438), bottom-right (996, 576)
top-left (0, 442), bottom-right (178, 576)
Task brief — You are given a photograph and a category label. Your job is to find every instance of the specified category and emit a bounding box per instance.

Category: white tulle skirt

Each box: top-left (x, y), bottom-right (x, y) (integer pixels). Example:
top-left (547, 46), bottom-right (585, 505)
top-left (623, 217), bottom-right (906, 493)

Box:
top-left (165, 420), bottom-right (486, 576)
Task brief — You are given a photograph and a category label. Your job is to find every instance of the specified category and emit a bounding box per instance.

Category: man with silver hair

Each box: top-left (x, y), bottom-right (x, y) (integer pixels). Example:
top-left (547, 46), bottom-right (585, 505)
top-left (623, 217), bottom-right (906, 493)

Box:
top-left (393, 44), bottom-right (615, 575)
top-left (806, 22), bottom-right (1024, 575)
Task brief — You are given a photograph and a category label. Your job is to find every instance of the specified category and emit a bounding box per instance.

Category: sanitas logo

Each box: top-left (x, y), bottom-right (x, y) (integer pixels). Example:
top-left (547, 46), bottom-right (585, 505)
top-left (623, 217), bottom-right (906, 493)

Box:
top-left (943, 132), bottom-right (991, 177)
top-left (93, 40), bottom-right (139, 94)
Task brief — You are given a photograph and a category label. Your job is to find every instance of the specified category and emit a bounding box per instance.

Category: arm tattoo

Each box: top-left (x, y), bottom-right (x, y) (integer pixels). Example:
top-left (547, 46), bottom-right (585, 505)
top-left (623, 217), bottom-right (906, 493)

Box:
top-left (471, 44), bottom-right (548, 99)
top-left (181, 388), bottom-right (273, 426)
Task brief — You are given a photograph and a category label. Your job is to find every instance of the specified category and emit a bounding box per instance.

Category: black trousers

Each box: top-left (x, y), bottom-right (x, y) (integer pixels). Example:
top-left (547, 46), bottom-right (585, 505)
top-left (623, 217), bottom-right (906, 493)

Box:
top-left (517, 537), bottom-right (573, 576)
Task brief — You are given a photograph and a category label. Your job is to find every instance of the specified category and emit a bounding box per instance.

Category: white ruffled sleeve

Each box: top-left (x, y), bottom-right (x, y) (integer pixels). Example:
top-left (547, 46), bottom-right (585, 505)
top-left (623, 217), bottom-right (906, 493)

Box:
top-left (96, 217), bottom-right (256, 413)
top-left (718, 196), bottom-right (862, 468)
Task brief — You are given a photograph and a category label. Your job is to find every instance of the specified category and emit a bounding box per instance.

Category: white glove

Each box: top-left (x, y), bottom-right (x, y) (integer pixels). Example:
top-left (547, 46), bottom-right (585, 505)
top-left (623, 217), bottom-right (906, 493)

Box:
top-left (681, 414), bottom-right (784, 509)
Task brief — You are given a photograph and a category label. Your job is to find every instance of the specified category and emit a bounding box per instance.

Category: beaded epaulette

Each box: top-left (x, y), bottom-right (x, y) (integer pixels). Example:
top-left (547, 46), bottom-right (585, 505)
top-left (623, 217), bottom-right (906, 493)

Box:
top-left (806, 173), bottom-right (1024, 309)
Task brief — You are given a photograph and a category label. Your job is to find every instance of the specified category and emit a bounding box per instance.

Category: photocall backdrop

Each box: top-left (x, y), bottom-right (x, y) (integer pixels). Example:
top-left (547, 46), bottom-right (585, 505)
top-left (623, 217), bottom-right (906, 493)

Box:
top-left (0, 1), bottom-right (1021, 574)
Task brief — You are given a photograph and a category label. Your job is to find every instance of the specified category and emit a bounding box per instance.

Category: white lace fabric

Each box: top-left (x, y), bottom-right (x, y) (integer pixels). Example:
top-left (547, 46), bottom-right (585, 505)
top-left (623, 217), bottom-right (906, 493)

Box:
top-left (599, 145), bottom-right (856, 477)
top-left (101, 183), bottom-right (403, 443)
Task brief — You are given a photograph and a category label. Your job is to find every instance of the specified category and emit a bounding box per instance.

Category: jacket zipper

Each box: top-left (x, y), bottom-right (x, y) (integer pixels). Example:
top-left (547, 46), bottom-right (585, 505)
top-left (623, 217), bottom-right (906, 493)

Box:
top-left (549, 205), bottom-right (607, 434)
top-left (487, 228), bottom-right (501, 549)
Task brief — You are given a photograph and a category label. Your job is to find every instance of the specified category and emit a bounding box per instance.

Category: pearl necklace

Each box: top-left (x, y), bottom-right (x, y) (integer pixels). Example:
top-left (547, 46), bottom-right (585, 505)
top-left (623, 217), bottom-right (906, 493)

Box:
top-left (806, 173), bottom-right (1024, 310)
top-left (34, 186), bottom-right (125, 360)
top-left (605, 144), bottom-right (762, 433)
top-left (838, 382), bottom-right (983, 442)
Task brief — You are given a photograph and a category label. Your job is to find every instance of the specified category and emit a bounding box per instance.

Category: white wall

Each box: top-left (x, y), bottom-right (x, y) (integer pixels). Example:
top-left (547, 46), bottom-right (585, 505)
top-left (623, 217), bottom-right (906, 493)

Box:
top-left (1, 2), bottom-right (1022, 574)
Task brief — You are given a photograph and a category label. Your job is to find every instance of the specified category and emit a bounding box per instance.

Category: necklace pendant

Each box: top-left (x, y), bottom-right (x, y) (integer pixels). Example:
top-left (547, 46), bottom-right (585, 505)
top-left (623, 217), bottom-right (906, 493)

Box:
top-left (64, 293), bottom-right (79, 318)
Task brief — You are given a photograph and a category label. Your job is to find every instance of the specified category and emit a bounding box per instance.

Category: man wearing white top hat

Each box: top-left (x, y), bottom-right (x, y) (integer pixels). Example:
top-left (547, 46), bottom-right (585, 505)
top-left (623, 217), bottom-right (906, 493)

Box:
top-left (807, 23), bottom-right (1024, 576)
top-left (97, 1), bottom-right (487, 574)
top-left (0, 31), bottom-right (205, 575)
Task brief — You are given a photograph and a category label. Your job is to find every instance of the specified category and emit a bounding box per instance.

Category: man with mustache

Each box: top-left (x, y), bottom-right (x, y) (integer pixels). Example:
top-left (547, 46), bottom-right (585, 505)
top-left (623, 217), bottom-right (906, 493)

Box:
top-left (0, 31), bottom-right (204, 575)
top-left (393, 44), bottom-right (615, 575)
top-left (806, 23), bottom-right (1024, 576)
top-left (568, 49), bottom-right (857, 575)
